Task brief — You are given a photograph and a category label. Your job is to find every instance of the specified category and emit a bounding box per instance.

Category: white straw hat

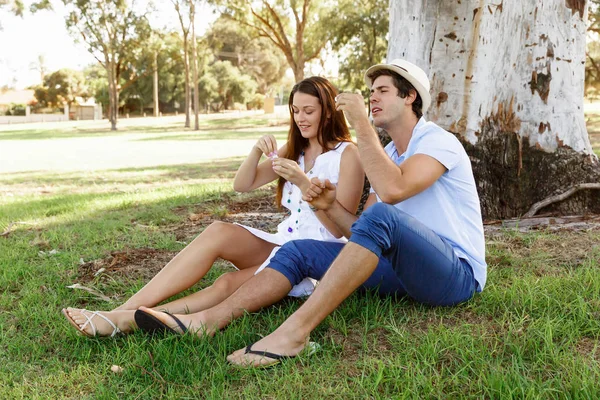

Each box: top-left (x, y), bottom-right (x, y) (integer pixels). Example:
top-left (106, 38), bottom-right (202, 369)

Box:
top-left (364, 59), bottom-right (431, 114)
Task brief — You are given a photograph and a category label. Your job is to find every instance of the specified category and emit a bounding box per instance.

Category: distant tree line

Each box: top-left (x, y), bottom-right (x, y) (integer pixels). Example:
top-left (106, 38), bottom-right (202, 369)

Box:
top-left (7, 0), bottom-right (389, 130)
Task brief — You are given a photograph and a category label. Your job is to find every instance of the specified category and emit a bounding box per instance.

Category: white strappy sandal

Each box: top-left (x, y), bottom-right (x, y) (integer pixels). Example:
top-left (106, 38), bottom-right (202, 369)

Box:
top-left (62, 308), bottom-right (121, 337)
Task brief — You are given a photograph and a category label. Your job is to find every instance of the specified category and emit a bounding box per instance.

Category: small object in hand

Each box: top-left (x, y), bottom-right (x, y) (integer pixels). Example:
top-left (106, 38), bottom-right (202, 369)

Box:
top-left (309, 205), bottom-right (318, 212)
top-left (269, 151), bottom-right (278, 159)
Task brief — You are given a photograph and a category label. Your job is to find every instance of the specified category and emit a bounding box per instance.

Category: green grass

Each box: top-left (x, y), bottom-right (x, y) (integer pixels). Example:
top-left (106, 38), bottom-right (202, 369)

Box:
top-left (0, 114), bottom-right (289, 140)
top-left (1, 115), bottom-right (600, 398)
top-left (135, 129), bottom-right (288, 142)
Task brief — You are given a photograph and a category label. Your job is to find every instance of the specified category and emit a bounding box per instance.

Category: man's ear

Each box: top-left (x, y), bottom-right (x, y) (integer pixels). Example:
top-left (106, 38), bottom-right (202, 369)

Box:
top-left (405, 89), bottom-right (418, 106)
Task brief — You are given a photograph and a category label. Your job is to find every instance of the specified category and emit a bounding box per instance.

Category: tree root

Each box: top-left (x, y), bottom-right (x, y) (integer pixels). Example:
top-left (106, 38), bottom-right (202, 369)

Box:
top-left (523, 183), bottom-right (600, 218)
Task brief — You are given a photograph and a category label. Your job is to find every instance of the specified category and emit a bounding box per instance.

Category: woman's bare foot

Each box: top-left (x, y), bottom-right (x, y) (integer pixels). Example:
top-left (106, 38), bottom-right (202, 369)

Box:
top-left (137, 306), bottom-right (218, 337)
top-left (62, 308), bottom-right (136, 337)
top-left (226, 328), bottom-right (311, 367)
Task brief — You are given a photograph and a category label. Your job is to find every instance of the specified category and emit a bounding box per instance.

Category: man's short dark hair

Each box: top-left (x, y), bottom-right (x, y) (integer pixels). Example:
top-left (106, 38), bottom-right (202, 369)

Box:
top-left (367, 69), bottom-right (423, 119)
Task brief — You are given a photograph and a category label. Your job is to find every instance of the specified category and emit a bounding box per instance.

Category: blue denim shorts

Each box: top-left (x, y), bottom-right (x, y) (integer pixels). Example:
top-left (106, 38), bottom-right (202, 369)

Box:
top-left (268, 203), bottom-right (478, 306)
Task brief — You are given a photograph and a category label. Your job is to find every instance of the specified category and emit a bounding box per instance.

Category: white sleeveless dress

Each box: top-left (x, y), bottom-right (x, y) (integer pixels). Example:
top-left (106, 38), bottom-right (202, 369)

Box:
top-left (236, 141), bottom-right (351, 297)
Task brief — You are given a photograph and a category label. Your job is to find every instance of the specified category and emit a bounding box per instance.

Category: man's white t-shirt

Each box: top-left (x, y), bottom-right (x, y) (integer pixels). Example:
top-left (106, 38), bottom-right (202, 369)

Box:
top-left (370, 118), bottom-right (487, 290)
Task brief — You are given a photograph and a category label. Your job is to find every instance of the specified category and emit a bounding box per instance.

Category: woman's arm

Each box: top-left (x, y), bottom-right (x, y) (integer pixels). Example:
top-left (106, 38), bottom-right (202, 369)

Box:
top-left (233, 136), bottom-right (288, 192)
top-left (312, 144), bottom-right (364, 238)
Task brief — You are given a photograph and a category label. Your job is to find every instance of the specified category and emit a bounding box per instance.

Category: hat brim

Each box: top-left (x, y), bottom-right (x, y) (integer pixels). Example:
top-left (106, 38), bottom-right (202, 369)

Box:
top-left (364, 64), bottom-right (431, 114)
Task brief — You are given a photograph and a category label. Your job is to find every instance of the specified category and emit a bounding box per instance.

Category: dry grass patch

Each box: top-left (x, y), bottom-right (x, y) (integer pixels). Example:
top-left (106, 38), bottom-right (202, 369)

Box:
top-left (76, 248), bottom-right (179, 284)
top-left (486, 230), bottom-right (600, 276)
top-left (576, 337), bottom-right (600, 363)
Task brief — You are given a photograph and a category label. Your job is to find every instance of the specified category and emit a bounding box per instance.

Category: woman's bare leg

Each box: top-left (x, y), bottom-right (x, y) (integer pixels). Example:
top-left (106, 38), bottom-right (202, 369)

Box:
top-left (147, 266), bottom-right (259, 314)
top-left (113, 221), bottom-right (277, 311)
top-left (63, 267), bottom-right (259, 336)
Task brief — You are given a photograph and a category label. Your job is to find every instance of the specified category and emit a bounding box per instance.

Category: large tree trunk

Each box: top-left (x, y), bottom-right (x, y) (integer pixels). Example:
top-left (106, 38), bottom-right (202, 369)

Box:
top-left (388, 0), bottom-right (600, 219)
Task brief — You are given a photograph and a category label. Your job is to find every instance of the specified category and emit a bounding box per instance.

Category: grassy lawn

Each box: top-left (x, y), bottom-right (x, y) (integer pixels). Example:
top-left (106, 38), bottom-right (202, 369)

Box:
top-left (1, 116), bottom-right (600, 398)
top-left (0, 114), bottom-right (289, 141)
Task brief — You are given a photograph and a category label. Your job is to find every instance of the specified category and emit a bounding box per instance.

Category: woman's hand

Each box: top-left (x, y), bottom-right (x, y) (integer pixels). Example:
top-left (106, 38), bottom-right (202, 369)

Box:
top-left (254, 135), bottom-right (279, 157)
top-left (272, 158), bottom-right (310, 191)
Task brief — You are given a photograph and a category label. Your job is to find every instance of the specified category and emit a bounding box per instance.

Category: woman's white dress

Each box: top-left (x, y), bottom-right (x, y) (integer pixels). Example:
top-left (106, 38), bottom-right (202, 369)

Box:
top-left (236, 141), bottom-right (351, 297)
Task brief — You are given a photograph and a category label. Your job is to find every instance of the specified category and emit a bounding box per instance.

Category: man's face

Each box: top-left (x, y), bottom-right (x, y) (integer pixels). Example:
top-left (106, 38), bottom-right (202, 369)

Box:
top-left (369, 75), bottom-right (405, 129)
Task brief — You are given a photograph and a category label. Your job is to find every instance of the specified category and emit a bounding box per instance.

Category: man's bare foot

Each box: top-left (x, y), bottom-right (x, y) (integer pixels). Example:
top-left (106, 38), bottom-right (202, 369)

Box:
top-left (62, 308), bottom-right (135, 337)
top-left (137, 307), bottom-right (218, 337)
top-left (226, 329), bottom-right (312, 367)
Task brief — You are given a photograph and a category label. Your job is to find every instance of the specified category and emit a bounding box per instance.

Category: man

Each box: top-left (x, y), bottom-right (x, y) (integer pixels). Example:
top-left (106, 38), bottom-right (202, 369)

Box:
top-left (138, 59), bottom-right (487, 367)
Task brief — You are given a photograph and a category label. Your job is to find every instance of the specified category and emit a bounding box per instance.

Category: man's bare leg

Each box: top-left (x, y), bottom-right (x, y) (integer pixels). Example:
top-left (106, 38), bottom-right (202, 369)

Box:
top-left (63, 267), bottom-right (259, 336)
top-left (227, 243), bottom-right (379, 366)
top-left (138, 268), bottom-right (293, 337)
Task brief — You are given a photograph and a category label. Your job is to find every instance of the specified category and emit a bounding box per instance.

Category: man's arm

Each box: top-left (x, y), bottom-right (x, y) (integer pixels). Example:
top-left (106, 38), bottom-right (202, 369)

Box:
top-left (355, 120), bottom-right (446, 203)
top-left (336, 94), bottom-right (447, 204)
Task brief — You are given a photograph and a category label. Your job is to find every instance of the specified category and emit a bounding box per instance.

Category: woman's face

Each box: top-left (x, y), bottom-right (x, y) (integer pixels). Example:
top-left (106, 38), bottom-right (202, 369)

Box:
top-left (292, 91), bottom-right (323, 140)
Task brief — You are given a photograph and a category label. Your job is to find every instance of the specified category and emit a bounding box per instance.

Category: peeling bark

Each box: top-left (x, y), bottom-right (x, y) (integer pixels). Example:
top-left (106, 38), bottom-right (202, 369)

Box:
top-left (389, 0), bottom-right (600, 219)
top-left (565, 0), bottom-right (586, 18)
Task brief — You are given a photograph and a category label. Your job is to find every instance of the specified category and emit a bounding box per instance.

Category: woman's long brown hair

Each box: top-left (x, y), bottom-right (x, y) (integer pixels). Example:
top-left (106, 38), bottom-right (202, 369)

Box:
top-left (276, 76), bottom-right (352, 207)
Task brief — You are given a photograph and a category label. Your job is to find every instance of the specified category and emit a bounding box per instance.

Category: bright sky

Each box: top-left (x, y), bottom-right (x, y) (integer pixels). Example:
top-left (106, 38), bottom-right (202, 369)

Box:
top-left (0, 1), bottom-right (216, 89)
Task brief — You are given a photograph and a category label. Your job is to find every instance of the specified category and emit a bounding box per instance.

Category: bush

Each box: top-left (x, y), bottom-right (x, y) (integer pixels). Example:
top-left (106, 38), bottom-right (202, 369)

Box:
top-left (248, 93), bottom-right (264, 110)
top-left (5, 103), bottom-right (26, 116)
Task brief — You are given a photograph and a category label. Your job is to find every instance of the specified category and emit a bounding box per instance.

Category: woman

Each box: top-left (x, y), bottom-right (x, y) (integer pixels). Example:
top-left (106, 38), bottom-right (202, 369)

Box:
top-left (62, 76), bottom-right (364, 337)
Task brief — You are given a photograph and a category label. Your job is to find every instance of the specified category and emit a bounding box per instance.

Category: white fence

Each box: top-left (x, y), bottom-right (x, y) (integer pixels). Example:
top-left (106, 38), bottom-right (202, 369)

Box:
top-left (0, 114), bottom-right (69, 124)
top-left (0, 104), bottom-right (102, 125)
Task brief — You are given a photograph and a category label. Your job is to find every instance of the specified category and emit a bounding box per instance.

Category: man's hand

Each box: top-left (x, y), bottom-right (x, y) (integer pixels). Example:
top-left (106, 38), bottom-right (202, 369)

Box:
top-left (302, 178), bottom-right (337, 211)
top-left (335, 93), bottom-right (369, 129)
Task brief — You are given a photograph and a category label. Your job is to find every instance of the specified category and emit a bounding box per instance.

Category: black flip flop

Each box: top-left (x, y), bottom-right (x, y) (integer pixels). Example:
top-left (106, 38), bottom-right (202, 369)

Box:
top-left (134, 309), bottom-right (188, 335)
top-left (242, 343), bottom-right (291, 367)
top-left (238, 341), bottom-right (320, 368)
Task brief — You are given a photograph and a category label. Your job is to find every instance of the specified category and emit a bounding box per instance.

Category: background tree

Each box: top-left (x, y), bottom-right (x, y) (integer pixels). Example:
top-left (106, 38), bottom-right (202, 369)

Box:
top-left (388, 0), bottom-right (599, 219)
top-left (29, 54), bottom-right (48, 84)
top-left (586, 1), bottom-right (600, 98)
top-left (329, 0), bottom-right (388, 95)
top-left (119, 32), bottom-right (189, 115)
top-left (172, 0), bottom-right (192, 127)
top-left (189, 0), bottom-right (200, 130)
top-left (219, 0), bottom-right (332, 82)
top-left (83, 64), bottom-right (108, 111)
top-left (205, 15), bottom-right (287, 94)
top-left (208, 60), bottom-right (257, 110)
top-left (0, 0), bottom-right (51, 28)
top-left (33, 68), bottom-right (87, 108)
top-left (62, 0), bottom-right (153, 130)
